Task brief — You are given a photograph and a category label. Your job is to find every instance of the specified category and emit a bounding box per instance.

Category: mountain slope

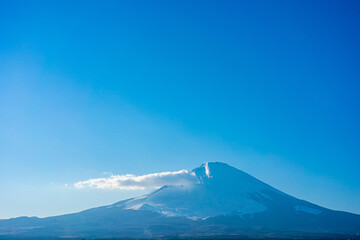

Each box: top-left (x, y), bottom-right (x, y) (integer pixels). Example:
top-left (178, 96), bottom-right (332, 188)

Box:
top-left (114, 162), bottom-right (291, 218)
top-left (0, 162), bottom-right (359, 239)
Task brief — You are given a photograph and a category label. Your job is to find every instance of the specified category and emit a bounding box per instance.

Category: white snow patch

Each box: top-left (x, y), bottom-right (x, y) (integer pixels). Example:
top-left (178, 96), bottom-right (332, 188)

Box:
top-left (161, 211), bottom-right (176, 217)
top-left (187, 216), bottom-right (208, 220)
top-left (294, 205), bottom-right (322, 215)
top-left (256, 191), bottom-right (273, 200)
top-left (204, 162), bottom-right (211, 177)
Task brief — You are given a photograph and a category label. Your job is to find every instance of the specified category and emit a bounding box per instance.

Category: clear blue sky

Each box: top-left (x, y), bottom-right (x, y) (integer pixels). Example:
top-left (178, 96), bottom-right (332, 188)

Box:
top-left (0, 0), bottom-right (359, 218)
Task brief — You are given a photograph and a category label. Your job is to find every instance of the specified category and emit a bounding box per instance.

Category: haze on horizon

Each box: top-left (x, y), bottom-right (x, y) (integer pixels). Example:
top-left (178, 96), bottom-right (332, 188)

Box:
top-left (0, 0), bottom-right (359, 219)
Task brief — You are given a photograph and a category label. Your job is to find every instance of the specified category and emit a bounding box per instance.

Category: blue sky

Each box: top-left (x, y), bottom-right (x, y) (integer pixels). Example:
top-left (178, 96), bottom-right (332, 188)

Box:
top-left (0, 0), bottom-right (359, 218)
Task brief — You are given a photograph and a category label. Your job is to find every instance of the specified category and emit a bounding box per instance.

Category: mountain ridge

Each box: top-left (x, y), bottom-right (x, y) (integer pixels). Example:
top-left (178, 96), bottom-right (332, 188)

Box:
top-left (0, 162), bottom-right (359, 239)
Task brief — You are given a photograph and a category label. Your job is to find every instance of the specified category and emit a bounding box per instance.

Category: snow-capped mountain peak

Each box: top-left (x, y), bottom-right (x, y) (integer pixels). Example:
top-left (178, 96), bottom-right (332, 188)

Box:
top-left (113, 162), bottom-right (281, 218)
top-left (2, 162), bottom-right (360, 239)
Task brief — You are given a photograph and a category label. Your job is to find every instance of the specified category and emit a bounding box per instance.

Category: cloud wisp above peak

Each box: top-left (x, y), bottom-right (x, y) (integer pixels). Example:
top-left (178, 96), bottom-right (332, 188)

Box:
top-left (74, 169), bottom-right (197, 190)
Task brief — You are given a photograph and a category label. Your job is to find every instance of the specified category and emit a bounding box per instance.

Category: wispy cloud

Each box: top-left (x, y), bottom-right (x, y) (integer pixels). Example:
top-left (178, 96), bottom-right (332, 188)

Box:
top-left (74, 169), bottom-right (197, 190)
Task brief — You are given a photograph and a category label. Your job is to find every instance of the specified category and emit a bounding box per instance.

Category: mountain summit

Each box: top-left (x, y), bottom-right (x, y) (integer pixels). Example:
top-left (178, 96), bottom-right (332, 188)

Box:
top-left (114, 162), bottom-right (282, 218)
top-left (1, 162), bottom-right (359, 239)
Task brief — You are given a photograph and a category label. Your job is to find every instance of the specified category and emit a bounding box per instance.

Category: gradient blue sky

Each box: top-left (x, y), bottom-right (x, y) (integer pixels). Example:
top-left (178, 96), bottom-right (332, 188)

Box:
top-left (0, 0), bottom-right (359, 218)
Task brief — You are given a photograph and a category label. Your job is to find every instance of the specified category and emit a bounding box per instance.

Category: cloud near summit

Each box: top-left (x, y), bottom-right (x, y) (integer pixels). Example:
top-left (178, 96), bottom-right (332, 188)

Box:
top-left (74, 169), bottom-right (197, 190)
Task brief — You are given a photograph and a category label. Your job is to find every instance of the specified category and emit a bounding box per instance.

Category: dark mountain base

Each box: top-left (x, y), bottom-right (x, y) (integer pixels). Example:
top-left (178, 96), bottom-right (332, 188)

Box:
top-left (1, 234), bottom-right (360, 240)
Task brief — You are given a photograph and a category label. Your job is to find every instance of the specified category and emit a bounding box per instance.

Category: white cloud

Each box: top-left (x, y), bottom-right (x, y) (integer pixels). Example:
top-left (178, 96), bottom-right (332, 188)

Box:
top-left (74, 169), bottom-right (197, 190)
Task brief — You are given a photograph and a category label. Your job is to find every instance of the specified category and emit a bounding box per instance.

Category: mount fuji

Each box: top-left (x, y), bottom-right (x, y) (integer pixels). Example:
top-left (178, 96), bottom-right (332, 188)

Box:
top-left (1, 162), bottom-right (359, 239)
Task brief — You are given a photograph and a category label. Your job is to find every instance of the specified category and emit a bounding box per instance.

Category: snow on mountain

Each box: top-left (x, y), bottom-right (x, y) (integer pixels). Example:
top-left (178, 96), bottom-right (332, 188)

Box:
top-left (1, 162), bottom-right (359, 239)
top-left (111, 162), bottom-right (289, 218)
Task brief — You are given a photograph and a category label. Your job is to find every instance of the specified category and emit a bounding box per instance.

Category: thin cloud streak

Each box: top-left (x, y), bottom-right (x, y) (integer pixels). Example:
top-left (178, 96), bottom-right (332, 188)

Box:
top-left (74, 170), bottom-right (197, 190)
